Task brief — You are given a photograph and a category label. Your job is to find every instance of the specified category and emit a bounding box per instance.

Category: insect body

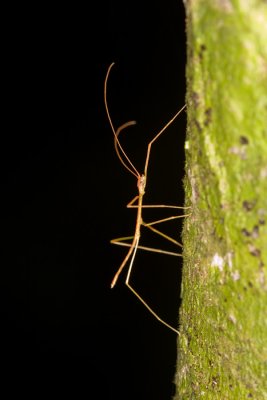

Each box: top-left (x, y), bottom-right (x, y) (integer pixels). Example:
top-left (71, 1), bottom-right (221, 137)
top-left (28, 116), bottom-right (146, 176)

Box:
top-left (104, 62), bottom-right (190, 334)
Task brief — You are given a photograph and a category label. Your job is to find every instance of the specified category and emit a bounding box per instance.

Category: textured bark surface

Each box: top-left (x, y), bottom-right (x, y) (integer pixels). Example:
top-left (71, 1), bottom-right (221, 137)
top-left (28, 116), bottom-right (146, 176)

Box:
top-left (175, 1), bottom-right (267, 398)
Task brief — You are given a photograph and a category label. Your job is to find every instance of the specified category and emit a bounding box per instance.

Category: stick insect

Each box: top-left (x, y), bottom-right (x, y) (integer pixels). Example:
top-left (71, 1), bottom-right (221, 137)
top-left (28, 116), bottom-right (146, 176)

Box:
top-left (104, 62), bottom-right (190, 334)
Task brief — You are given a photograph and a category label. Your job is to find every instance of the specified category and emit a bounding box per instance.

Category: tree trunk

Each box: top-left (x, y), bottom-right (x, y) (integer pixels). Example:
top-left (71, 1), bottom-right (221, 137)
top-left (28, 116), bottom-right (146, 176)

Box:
top-left (175, 1), bottom-right (267, 398)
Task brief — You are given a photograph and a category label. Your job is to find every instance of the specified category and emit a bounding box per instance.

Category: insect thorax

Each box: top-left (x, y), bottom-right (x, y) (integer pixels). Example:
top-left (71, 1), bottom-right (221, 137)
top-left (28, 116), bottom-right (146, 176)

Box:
top-left (138, 174), bottom-right (146, 195)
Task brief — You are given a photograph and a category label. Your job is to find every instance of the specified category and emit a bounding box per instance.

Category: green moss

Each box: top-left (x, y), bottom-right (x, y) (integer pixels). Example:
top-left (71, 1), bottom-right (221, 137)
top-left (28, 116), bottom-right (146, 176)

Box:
top-left (175, 1), bottom-right (267, 398)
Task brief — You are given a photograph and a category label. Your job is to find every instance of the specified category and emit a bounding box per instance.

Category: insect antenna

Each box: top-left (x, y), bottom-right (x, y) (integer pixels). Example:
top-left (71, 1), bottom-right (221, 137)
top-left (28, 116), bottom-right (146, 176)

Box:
top-left (104, 62), bottom-right (140, 179)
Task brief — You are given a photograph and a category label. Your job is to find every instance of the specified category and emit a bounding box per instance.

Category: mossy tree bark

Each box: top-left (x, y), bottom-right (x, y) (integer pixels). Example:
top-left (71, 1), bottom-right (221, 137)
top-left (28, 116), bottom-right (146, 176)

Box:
top-left (175, 1), bottom-right (267, 398)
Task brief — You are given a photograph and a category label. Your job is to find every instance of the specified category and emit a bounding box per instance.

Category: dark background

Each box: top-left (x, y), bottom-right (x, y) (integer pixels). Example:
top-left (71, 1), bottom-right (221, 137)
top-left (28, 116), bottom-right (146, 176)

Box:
top-left (2, 1), bottom-right (186, 399)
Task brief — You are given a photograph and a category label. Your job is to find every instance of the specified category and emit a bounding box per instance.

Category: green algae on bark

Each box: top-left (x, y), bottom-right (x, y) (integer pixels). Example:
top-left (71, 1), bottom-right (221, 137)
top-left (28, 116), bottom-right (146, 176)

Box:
top-left (175, 1), bottom-right (267, 398)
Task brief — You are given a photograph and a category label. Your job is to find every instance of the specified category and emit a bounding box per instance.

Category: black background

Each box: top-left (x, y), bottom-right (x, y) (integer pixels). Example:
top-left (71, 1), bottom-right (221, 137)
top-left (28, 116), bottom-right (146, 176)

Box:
top-left (2, 1), bottom-right (186, 399)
